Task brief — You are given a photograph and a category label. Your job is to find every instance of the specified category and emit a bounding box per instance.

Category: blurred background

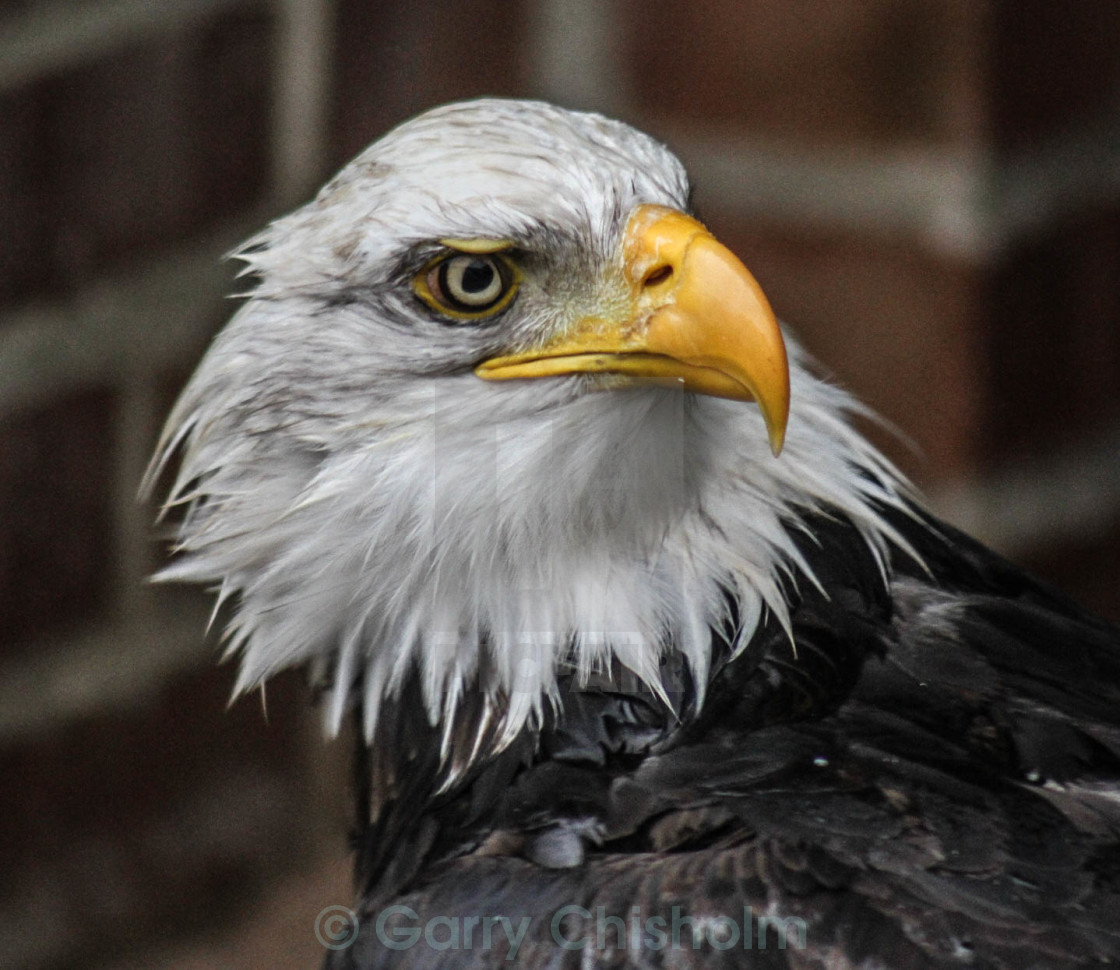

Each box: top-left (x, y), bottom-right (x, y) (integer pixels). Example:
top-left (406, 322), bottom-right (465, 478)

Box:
top-left (2, 1), bottom-right (1119, 967)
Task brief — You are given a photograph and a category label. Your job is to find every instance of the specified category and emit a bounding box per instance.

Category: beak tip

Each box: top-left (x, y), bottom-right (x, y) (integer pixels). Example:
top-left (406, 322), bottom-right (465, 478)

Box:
top-left (758, 382), bottom-right (790, 458)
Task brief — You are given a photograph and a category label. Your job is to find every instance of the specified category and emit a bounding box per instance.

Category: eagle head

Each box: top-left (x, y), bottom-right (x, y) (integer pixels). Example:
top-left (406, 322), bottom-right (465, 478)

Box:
top-left (148, 99), bottom-right (907, 779)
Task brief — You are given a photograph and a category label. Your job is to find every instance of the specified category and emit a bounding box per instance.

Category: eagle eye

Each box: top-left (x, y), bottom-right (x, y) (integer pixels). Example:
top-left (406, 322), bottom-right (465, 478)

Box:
top-left (414, 252), bottom-right (518, 319)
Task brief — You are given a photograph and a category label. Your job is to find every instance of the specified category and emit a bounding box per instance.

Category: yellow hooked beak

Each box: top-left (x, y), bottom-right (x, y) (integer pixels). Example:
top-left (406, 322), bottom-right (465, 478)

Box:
top-left (474, 204), bottom-right (790, 455)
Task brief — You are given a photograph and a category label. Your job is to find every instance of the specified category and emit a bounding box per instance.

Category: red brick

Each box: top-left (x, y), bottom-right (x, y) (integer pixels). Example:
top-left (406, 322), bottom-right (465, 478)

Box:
top-left (714, 217), bottom-right (982, 482)
top-left (1021, 517), bottom-right (1120, 626)
top-left (991, 1), bottom-right (1120, 152)
top-left (0, 85), bottom-right (57, 308)
top-left (0, 666), bottom-right (332, 967)
top-left (981, 206), bottom-right (1120, 467)
top-left (0, 388), bottom-right (117, 651)
top-left (332, 0), bottom-right (531, 163)
top-left (620, 0), bottom-right (984, 148)
top-left (0, 5), bottom-right (273, 308)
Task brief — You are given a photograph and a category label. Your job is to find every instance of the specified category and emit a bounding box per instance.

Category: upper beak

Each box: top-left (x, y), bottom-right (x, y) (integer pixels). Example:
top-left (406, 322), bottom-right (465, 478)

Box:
top-left (474, 204), bottom-right (790, 455)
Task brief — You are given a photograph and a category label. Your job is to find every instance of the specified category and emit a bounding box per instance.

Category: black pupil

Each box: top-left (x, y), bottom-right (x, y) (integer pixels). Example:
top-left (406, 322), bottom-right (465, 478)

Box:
top-left (460, 259), bottom-right (495, 294)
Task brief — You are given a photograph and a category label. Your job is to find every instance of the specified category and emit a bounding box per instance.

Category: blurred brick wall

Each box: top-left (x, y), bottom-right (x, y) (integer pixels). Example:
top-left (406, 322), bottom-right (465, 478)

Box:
top-left (1, 2), bottom-right (1118, 968)
top-left (0, 5), bottom-right (351, 969)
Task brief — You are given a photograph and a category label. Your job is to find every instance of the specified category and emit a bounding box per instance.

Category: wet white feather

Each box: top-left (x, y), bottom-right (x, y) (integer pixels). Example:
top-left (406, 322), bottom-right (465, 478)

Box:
top-left (147, 99), bottom-right (916, 770)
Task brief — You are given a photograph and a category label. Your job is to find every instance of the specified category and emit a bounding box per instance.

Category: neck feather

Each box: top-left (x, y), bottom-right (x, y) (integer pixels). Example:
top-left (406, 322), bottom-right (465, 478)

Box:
top-left (153, 344), bottom-right (916, 781)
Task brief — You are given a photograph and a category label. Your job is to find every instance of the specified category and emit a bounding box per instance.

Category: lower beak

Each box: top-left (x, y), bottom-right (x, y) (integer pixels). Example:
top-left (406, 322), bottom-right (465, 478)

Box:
top-left (474, 204), bottom-right (790, 455)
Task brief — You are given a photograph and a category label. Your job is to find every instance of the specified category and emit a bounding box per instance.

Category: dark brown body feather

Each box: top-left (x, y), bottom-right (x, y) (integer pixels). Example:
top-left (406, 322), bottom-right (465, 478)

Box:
top-left (327, 507), bottom-right (1120, 969)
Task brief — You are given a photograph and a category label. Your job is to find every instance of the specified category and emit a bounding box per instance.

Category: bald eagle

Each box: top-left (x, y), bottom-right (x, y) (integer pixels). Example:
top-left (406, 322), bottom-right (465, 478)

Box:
top-left (148, 100), bottom-right (1120, 968)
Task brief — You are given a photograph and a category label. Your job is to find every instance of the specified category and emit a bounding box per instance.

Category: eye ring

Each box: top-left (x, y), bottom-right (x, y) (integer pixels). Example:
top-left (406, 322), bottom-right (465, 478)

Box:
top-left (414, 252), bottom-right (519, 319)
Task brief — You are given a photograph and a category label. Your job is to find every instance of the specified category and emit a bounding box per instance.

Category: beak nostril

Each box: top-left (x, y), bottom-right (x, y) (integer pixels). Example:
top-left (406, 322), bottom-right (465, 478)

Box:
top-left (643, 265), bottom-right (673, 288)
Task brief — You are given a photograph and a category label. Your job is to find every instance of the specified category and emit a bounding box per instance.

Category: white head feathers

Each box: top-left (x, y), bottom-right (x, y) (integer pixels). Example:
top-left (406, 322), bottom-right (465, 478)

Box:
top-left (147, 99), bottom-right (913, 775)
